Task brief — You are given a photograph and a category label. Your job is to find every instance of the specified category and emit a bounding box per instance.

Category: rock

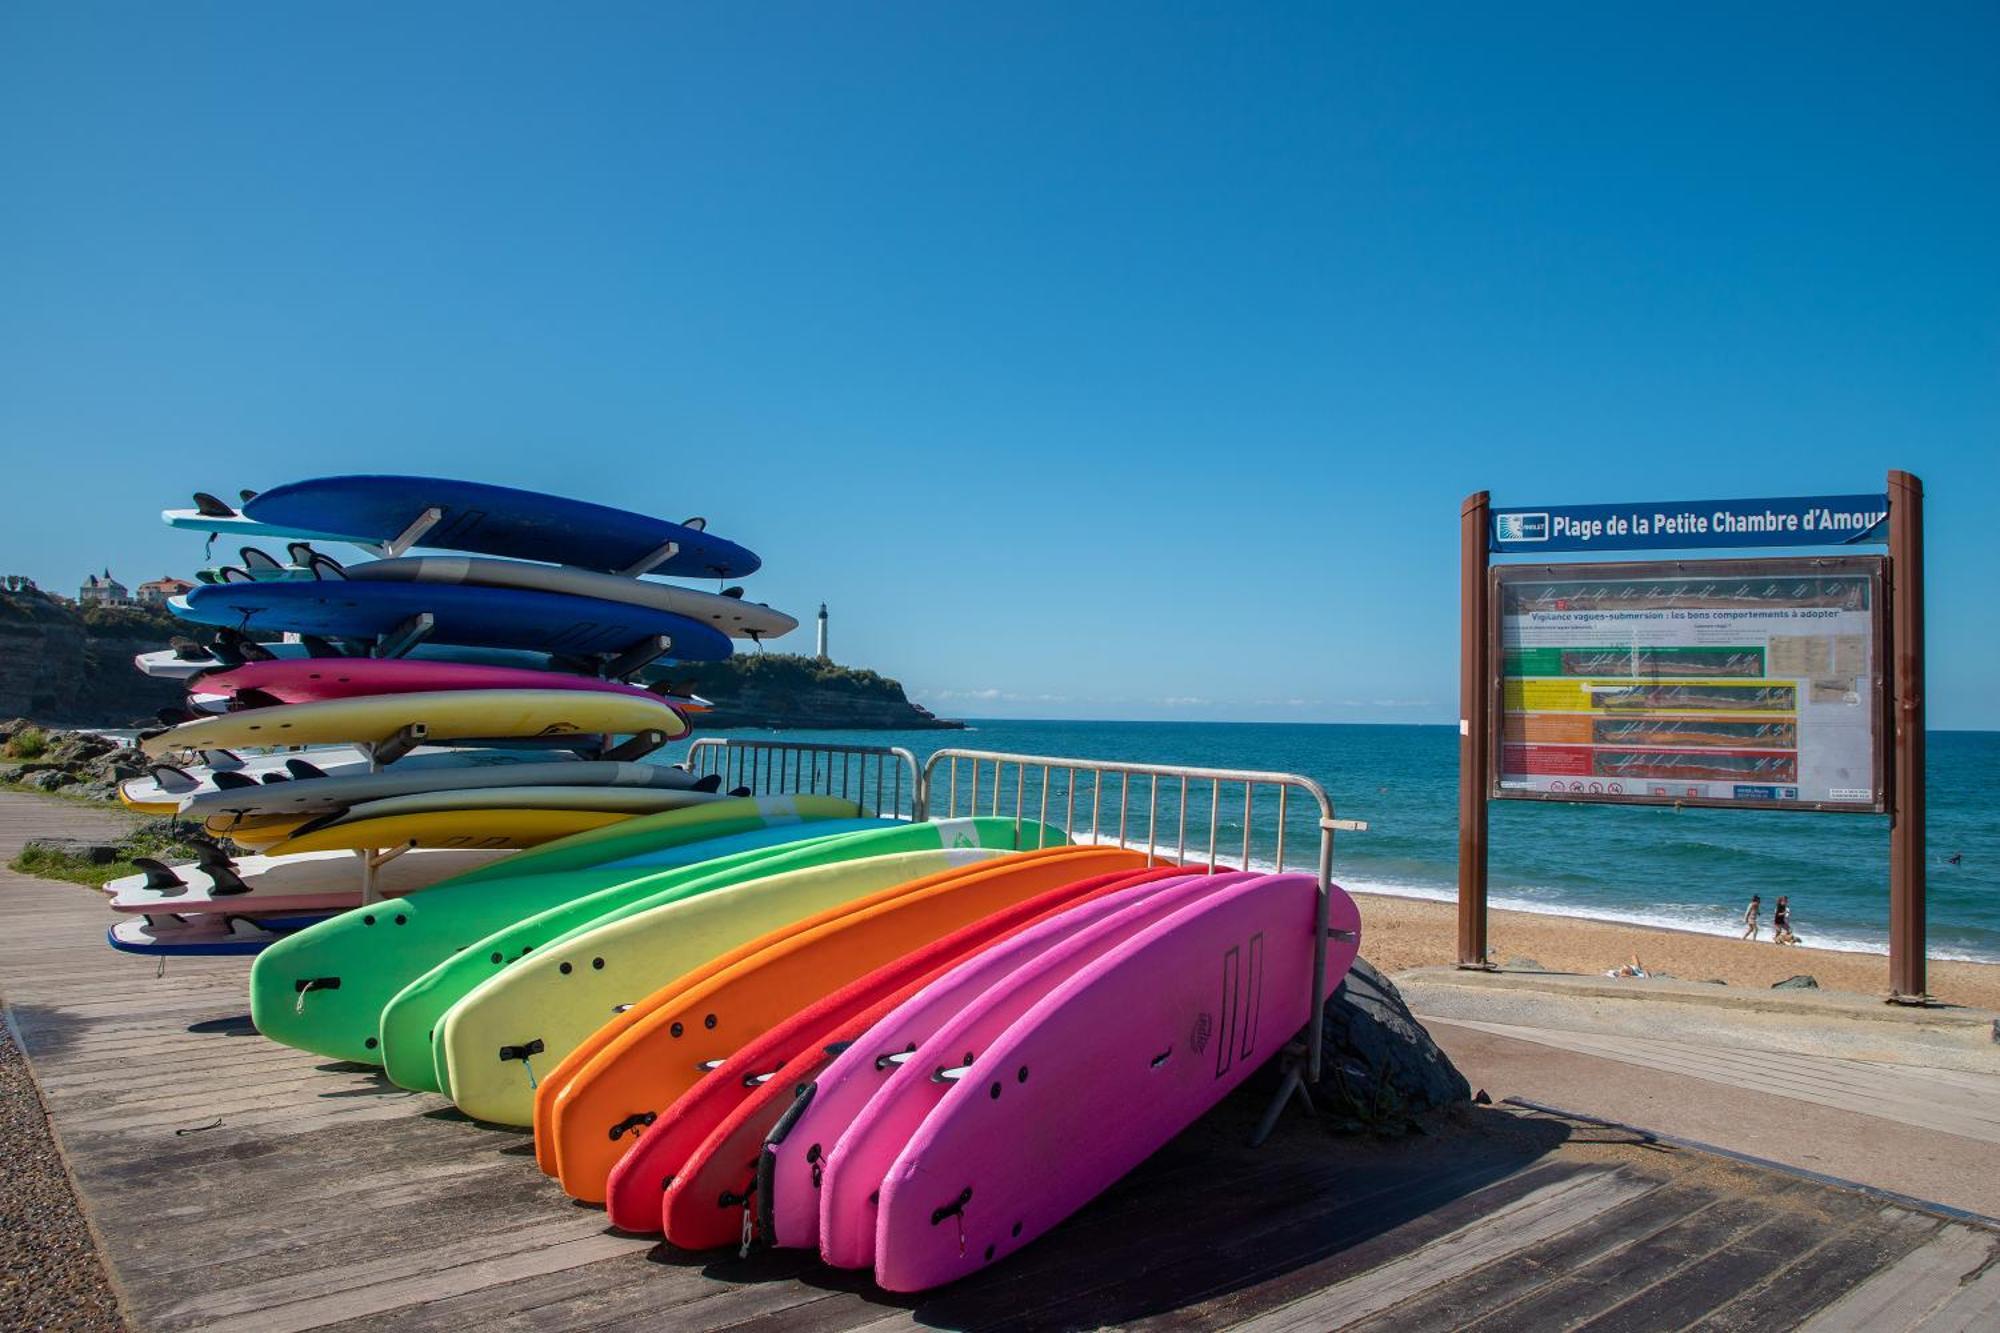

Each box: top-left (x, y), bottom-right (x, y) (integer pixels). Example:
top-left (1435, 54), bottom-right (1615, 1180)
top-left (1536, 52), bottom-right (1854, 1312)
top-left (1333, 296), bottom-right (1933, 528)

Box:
top-left (1773, 974), bottom-right (1819, 990)
top-left (68, 782), bottom-right (119, 803)
top-left (25, 770), bottom-right (71, 792)
top-left (1306, 959), bottom-right (1472, 1134)
top-left (20, 837), bottom-right (121, 865)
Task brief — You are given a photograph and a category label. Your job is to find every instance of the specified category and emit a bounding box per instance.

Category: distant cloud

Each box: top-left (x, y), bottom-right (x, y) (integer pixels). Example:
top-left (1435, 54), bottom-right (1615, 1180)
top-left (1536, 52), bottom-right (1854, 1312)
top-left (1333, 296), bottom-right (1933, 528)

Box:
top-left (1159, 696), bottom-right (1210, 707)
top-left (924, 687), bottom-right (1071, 704)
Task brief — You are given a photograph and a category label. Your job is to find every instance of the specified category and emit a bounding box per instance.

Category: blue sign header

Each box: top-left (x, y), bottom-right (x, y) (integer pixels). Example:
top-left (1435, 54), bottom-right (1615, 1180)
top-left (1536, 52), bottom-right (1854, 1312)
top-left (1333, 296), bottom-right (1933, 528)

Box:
top-left (1490, 493), bottom-right (1888, 554)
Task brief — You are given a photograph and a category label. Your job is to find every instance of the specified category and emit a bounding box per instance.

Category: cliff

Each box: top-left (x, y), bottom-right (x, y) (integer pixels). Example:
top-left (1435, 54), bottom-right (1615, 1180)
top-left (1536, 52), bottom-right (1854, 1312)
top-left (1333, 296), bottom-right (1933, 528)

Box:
top-left (665, 654), bottom-right (962, 731)
top-left (0, 592), bottom-right (184, 725)
top-left (0, 592), bottom-right (957, 730)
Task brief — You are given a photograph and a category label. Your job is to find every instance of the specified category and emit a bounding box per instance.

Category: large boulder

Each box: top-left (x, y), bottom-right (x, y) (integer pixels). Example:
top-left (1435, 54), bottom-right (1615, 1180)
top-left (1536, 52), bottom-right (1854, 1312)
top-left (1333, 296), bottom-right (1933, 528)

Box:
top-left (1307, 959), bottom-right (1472, 1133)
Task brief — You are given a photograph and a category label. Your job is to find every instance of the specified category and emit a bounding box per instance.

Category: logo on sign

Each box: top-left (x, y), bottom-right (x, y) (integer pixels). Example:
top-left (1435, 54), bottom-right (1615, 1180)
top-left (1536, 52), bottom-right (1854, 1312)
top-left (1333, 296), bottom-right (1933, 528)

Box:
top-left (1494, 512), bottom-right (1548, 543)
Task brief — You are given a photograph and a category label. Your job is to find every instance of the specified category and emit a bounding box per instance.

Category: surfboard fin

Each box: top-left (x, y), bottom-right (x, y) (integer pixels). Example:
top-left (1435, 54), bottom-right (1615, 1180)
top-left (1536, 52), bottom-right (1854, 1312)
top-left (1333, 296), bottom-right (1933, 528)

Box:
top-left (230, 688), bottom-right (287, 711)
top-left (303, 553), bottom-right (347, 581)
top-left (148, 763), bottom-right (198, 793)
top-left (210, 771), bottom-right (260, 791)
top-left (284, 759), bottom-right (328, 781)
top-left (682, 517), bottom-right (707, 532)
top-left (240, 546), bottom-right (283, 573)
top-left (298, 634), bottom-right (344, 657)
top-left (129, 858), bottom-right (189, 893)
top-left (258, 771), bottom-right (291, 785)
top-left (729, 786), bottom-right (753, 799)
top-left (155, 706), bottom-right (195, 727)
top-left (722, 586), bottom-right (745, 599)
top-left (691, 773), bottom-right (723, 794)
top-left (192, 491), bottom-right (236, 519)
top-left (204, 863), bottom-right (251, 896)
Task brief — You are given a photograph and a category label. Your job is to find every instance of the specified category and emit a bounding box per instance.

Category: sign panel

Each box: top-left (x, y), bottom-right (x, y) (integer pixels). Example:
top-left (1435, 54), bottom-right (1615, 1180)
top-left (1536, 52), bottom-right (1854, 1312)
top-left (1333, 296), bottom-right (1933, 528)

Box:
top-left (1490, 494), bottom-right (1888, 554)
top-left (1491, 557), bottom-right (1885, 812)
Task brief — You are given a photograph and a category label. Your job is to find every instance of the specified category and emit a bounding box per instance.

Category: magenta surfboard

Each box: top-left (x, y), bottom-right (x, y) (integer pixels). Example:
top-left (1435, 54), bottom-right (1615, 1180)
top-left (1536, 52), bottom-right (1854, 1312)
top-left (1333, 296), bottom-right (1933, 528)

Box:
top-left (871, 873), bottom-right (1360, 1292)
top-left (795, 871), bottom-right (1250, 1264)
top-left (195, 658), bottom-right (671, 707)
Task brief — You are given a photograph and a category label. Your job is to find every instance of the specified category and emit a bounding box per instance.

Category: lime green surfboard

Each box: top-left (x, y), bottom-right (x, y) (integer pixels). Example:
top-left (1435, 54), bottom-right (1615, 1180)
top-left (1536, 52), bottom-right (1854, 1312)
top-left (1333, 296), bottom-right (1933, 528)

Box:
top-left (376, 815), bottom-right (1027, 1092)
top-left (436, 817), bottom-right (1065, 1124)
top-left (250, 799), bottom-right (863, 1063)
top-left (437, 791), bottom-right (874, 885)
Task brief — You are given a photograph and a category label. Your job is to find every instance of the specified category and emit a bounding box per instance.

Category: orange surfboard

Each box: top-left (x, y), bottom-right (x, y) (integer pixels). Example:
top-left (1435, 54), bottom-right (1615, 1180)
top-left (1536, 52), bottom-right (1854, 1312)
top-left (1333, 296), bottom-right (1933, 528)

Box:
top-left (528, 842), bottom-right (1103, 1178)
top-left (543, 845), bottom-right (1151, 1201)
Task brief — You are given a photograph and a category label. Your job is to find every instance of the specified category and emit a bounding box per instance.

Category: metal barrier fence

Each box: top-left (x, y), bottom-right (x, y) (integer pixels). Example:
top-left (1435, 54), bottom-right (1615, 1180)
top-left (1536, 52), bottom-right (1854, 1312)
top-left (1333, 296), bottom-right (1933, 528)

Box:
top-left (682, 736), bottom-right (1365, 1142)
top-left (683, 737), bottom-right (920, 821)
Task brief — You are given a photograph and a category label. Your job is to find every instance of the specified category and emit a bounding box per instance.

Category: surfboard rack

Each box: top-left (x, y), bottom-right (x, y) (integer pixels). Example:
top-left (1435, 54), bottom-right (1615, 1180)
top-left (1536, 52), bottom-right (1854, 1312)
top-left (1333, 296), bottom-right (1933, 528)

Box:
top-left (599, 729), bottom-right (669, 763)
top-left (368, 724), bottom-right (430, 768)
top-left (616, 539), bottom-right (681, 578)
top-left (373, 613), bottom-right (436, 661)
top-left (375, 506), bottom-right (444, 560)
top-left (602, 635), bottom-right (674, 682)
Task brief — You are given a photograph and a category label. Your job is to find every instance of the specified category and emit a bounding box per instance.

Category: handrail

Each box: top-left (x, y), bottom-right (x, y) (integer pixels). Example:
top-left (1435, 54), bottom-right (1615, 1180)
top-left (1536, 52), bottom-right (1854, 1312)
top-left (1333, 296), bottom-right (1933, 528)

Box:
top-left (921, 746), bottom-right (1366, 1140)
top-left (684, 737), bottom-right (920, 821)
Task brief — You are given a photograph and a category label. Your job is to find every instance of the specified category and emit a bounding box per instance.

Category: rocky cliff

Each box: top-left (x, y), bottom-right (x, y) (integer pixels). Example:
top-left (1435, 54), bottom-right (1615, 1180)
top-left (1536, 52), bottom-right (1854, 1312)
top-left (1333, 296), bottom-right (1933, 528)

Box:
top-left (0, 593), bottom-right (184, 726)
top-left (0, 591), bottom-right (957, 730)
top-left (665, 654), bottom-right (962, 730)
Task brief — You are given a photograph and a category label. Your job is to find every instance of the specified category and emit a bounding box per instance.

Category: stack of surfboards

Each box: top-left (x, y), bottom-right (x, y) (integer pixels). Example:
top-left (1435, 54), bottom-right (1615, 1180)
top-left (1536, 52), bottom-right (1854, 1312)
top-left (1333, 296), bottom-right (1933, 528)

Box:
top-left (230, 794), bottom-right (1363, 1292)
top-left (112, 475), bottom-right (794, 956)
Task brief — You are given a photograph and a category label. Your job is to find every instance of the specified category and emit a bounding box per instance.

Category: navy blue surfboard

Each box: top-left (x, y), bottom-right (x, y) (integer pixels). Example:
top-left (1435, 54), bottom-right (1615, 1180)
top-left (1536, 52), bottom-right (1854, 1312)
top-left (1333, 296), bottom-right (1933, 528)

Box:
top-left (175, 581), bottom-right (734, 660)
top-left (241, 476), bottom-right (760, 577)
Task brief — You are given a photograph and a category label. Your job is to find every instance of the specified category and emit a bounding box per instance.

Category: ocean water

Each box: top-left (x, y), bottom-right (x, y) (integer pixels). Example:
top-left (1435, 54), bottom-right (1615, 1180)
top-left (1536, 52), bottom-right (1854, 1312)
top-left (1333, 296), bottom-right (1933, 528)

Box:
top-left (658, 720), bottom-right (2000, 964)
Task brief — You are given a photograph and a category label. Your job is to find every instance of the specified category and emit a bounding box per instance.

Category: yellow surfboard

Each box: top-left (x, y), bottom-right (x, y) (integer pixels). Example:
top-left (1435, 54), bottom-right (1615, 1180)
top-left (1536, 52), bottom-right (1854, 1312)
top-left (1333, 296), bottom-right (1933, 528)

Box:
top-left (267, 808), bottom-right (635, 855)
top-left (139, 688), bottom-right (686, 759)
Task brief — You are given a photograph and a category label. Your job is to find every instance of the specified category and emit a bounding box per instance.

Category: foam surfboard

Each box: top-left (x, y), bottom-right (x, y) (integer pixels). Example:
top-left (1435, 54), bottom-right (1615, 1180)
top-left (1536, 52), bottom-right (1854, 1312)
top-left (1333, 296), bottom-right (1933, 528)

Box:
top-left (375, 816), bottom-right (898, 1094)
top-left (135, 642), bottom-right (559, 682)
top-left (106, 847), bottom-right (510, 916)
top-left (307, 783), bottom-right (723, 823)
top-left (241, 475), bottom-right (761, 578)
top-left (118, 745), bottom-right (571, 814)
top-left (378, 816), bottom-right (948, 1088)
top-left (193, 658), bottom-right (685, 708)
top-left (432, 822), bottom-right (1068, 1125)
top-left (172, 581), bottom-right (735, 661)
top-left (630, 865), bottom-right (1204, 1242)
top-left (110, 912), bottom-right (326, 957)
top-left (765, 869), bottom-right (1235, 1258)
top-left (432, 849), bottom-right (1005, 1116)
top-left (810, 871), bottom-right (1245, 1269)
top-left (178, 760), bottom-right (705, 822)
top-left (352, 557), bottom-right (796, 641)
top-left (139, 689), bottom-right (687, 759)
top-left (248, 798), bottom-right (864, 1063)
top-left (540, 841), bottom-right (1129, 1205)
top-left (258, 807), bottom-right (636, 854)
top-left (870, 873), bottom-right (1363, 1292)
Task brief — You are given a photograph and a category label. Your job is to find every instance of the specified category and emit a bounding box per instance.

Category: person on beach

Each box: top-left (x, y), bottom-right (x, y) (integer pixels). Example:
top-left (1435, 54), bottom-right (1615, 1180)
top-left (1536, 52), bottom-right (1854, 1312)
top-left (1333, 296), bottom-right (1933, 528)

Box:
top-left (1742, 894), bottom-right (1761, 940)
top-left (1773, 895), bottom-right (1798, 946)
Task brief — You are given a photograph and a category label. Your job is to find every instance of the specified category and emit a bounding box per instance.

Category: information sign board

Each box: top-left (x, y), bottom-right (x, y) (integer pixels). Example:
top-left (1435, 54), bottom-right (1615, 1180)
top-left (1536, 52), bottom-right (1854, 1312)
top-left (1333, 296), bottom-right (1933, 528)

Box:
top-left (1491, 557), bottom-right (1885, 811)
top-left (1490, 494), bottom-right (1888, 554)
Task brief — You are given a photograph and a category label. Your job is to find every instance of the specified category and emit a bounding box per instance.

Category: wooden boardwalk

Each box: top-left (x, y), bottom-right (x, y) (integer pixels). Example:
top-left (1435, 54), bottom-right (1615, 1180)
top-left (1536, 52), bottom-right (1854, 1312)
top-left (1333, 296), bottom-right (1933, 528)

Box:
top-left (3, 793), bottom-right (1997, 1331)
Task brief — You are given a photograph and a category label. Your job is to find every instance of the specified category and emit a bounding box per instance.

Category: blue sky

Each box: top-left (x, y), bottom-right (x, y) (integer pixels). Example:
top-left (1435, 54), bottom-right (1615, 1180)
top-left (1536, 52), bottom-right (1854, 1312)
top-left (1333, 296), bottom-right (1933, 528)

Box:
top-left (3, 4), bottom-right (1995, 726)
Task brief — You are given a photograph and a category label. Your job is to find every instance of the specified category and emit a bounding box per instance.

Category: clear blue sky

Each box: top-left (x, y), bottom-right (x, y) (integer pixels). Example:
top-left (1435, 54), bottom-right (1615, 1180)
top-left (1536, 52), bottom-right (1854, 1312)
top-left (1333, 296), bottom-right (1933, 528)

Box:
top-left (3, 4), bottom-right (1995, 726)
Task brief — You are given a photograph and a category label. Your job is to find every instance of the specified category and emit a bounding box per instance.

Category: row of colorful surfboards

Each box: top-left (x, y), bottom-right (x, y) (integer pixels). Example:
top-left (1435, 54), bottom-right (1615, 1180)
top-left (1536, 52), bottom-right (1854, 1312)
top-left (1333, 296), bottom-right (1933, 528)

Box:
top-left (108, 474), bottom-right (797, 955)
top-left (215, 794), bottom-right (1361, 1290)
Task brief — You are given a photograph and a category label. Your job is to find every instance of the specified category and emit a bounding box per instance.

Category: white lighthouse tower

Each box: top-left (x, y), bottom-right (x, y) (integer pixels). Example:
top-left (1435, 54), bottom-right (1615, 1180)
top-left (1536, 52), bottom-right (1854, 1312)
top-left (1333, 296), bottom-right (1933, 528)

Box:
top-left (815, 603), bottom-right (829, 662)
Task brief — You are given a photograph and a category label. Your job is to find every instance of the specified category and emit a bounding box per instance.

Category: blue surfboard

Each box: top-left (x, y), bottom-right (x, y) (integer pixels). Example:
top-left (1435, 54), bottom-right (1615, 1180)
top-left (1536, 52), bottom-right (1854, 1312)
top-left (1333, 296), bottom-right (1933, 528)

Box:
top-left (174, 581), bottom-right (734, 660)
top-left (241, 476), bottom-right (761, 577)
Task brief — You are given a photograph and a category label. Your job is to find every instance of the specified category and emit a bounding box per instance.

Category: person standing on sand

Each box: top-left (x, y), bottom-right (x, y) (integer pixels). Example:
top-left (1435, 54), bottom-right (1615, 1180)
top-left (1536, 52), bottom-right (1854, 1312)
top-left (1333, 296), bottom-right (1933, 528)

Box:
top-left (1773, 895), bottom-right (1797, 945)
top-left (1742, 894), bottom-right (1761, 940)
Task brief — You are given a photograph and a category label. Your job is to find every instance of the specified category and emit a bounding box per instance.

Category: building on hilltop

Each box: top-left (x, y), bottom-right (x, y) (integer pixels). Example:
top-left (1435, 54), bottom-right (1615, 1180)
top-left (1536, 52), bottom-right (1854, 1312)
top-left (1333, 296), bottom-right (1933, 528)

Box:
top-left (1, 575), bottom-right (39, 595)
top-left (135, 575), bottom-right (195, 607)
top-left (816, 603), bottom-right (830, 662)
top-left (78, 569), bottom-right (129, 605)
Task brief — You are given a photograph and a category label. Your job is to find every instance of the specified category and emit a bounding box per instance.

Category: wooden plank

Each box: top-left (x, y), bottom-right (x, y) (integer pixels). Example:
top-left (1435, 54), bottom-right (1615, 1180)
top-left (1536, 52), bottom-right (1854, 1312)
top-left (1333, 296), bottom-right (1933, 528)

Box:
top-left (1800, 1223), bottom-right (2000, 1331)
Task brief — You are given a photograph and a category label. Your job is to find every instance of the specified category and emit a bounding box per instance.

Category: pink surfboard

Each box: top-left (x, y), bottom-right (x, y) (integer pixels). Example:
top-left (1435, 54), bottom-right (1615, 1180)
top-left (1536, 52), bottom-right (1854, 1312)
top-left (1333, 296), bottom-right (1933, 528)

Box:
top-left (872, 873), bottom-right (1361, 1292)
top-left (195, 658), bottom-right (678, 708)
top-left (602, 864), bottom-right (1192, 1235)
top-left (793, 871), bottom-right (1251, 1264)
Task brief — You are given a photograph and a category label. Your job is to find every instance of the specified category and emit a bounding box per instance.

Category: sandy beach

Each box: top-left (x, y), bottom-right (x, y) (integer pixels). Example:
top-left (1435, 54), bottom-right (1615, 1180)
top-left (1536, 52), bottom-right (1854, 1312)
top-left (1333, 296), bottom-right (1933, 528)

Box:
top-left (1353, 890), bottom-right (2000, 1010)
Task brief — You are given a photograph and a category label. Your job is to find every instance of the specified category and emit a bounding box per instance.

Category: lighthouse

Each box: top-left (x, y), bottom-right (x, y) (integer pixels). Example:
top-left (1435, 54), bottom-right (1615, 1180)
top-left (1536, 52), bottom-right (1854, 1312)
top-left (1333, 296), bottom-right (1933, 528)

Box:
top-left (816, 603), bottom-right (829, 662)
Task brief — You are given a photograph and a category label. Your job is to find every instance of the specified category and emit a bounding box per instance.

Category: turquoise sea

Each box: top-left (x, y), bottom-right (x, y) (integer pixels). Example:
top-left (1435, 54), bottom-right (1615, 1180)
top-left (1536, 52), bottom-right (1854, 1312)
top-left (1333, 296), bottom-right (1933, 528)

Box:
top-left (660, 720), bottom-right (2000, 964)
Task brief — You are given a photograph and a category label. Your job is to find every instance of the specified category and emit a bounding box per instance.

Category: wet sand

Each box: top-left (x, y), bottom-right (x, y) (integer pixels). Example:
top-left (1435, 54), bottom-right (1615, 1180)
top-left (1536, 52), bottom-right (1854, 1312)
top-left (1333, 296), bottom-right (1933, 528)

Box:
top-left (1353, 890), bottom-right (2000, 1010)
